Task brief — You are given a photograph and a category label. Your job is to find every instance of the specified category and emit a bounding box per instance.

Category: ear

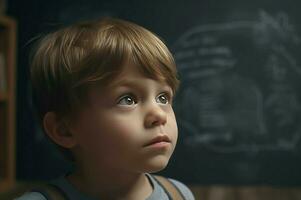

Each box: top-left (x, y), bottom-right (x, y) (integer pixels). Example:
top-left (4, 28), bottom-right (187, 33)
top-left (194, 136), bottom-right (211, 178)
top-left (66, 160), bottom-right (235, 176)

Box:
top-left (43, 111), bottom-right (77, 148)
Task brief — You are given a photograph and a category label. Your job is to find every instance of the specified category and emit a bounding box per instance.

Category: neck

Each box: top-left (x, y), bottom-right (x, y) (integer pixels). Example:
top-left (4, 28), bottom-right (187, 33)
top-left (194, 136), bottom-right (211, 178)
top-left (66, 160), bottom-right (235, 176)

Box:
top-left (66, 164), bottom-right (153, 199)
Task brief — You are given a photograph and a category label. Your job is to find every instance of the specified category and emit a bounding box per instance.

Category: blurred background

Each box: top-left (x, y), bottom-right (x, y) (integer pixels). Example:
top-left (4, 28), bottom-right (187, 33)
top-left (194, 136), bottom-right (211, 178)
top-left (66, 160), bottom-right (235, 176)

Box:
top-left (1, 0), bottom-right (301, 199)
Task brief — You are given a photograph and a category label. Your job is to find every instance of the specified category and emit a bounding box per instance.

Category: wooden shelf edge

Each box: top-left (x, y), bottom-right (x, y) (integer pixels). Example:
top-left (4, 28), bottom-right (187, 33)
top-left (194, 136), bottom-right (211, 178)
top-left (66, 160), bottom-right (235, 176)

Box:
top-left (0, 15), bottom-right (17, 192)
top-left (0, 179), bottom-right (14, 192)
top-left (0, 92), bottom-right (8, 101)
top-left (0, 16), bottom-right (16, 28)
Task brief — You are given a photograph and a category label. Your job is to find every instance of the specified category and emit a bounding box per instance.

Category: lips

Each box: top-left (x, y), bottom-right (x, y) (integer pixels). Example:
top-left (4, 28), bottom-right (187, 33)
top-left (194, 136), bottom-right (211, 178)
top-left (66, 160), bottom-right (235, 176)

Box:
top-left (143, 135), bottom-right (171, 147)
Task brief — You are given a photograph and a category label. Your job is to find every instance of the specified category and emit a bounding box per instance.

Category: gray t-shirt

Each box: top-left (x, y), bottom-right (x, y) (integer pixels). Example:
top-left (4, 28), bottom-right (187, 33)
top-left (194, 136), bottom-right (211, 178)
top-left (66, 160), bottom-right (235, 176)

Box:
top-left (15, 173), bottom-right (195, 200)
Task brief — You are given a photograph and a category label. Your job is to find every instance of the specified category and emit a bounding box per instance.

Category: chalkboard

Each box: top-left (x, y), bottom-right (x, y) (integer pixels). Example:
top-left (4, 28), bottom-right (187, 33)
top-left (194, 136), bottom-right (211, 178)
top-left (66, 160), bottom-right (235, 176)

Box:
top-left (170, 8), bottom-right (301, 185)
top-left (11, 0), bottom-right (301, 185)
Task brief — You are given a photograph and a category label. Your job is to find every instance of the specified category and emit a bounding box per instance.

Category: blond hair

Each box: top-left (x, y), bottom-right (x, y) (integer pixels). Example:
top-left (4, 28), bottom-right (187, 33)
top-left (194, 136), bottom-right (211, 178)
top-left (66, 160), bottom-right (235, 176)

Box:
top-left (30, 17), bottom-right (180, 161)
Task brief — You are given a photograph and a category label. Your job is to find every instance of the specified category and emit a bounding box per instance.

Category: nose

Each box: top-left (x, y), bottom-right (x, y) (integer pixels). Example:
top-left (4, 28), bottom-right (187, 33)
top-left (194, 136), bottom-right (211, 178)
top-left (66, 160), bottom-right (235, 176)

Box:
top-left (144, 102), bottom-right (167, 128)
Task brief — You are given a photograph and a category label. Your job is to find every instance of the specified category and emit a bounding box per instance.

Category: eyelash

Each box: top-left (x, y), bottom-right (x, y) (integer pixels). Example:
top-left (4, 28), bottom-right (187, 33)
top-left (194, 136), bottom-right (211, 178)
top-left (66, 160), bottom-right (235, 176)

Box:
top-left (116, 92), bottom-right (172, 106)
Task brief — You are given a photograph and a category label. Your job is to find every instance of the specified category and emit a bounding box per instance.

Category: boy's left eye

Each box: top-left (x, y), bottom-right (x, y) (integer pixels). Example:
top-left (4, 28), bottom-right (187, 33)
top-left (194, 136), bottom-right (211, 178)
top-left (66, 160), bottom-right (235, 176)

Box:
top-left (156, 93), bottom-right (169, 104)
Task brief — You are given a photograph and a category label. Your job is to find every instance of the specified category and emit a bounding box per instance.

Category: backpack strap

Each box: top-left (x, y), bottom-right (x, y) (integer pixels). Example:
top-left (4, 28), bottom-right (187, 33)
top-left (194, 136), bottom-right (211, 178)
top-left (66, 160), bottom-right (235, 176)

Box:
top-left (29, 183), bottom-right (69, 200)
top-left (27, 176), bottom-right (185, 200)
top-left (152, 175), bottom-right (185, 200)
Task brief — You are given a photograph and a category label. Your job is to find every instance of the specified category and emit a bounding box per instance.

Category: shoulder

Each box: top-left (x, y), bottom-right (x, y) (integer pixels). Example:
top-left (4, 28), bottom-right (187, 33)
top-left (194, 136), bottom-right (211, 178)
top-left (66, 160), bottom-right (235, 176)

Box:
top-left (14, 192), bottom-right (47, 200)
top-left (167, 177), bottom-right (195, 200)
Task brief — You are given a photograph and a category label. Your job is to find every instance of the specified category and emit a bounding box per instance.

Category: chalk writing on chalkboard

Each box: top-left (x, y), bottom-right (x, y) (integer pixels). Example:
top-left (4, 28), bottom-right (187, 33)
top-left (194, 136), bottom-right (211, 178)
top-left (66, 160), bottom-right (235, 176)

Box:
top-left (173, 10), bottom-right (301, 153)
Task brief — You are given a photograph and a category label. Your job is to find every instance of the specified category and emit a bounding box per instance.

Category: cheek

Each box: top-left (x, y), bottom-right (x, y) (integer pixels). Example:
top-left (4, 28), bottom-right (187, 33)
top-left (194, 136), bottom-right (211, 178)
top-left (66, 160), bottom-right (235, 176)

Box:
top-left (167, 111), bottom-right (178, 147)
top-left (73, 114), bottom-right (105, 151)
top-left (75, 109), bottom-right (140, 157)
top-left (100, 113), bottom-right (141, 146)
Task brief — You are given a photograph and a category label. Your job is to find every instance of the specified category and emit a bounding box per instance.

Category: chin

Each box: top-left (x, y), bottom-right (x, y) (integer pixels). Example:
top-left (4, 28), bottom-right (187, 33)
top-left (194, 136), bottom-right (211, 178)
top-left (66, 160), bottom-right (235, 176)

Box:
top-left (142, 155), bottom-right (170, 173)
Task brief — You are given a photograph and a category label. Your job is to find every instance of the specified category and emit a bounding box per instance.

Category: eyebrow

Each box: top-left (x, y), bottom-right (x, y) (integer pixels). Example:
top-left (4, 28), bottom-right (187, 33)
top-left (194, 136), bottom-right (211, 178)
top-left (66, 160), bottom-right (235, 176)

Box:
top-left (110, 79), bottom-right (139, 88)
top-left (109, 79), bottom-right (172, 94)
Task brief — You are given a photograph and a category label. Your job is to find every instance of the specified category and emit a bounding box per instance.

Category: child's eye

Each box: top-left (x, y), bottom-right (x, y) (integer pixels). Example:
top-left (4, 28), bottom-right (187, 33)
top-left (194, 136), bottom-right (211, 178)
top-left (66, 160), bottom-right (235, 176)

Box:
top-left (117, 94), bottom-right (137, 106)
top-left (156, 93), bottom-right (170, 104)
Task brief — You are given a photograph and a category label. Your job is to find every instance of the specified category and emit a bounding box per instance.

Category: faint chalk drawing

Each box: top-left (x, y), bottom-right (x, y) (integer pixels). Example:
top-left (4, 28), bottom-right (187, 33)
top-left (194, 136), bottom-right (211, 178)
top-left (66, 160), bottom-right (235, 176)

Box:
top-left (173, 10), bottom-right (301, 153)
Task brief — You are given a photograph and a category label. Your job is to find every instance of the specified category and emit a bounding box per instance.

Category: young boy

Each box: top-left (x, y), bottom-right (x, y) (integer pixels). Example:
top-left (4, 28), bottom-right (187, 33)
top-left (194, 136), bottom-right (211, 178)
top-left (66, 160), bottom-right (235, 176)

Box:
top-left (16, 17), bottom-right (195, 200)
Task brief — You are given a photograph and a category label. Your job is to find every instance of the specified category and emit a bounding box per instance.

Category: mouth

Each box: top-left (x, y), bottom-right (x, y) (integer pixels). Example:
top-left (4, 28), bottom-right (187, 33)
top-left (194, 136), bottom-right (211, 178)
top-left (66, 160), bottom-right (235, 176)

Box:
top-left (143, 134), bottom-right (171, 147)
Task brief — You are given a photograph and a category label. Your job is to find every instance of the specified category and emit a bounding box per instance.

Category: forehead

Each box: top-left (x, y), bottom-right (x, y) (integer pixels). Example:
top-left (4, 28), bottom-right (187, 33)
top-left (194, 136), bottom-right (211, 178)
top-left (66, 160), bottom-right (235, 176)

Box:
top-left (107, 63), bottom-right (168, 88)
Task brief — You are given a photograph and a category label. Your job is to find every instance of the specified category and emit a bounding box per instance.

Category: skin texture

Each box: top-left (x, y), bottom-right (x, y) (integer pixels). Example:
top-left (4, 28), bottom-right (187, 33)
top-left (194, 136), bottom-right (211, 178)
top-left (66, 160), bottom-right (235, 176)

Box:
top-left (43, 64), bottom-right (178, 199)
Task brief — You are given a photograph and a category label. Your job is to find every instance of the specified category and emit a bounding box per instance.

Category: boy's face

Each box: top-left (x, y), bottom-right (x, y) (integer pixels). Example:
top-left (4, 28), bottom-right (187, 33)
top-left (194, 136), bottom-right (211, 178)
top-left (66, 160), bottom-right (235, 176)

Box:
top-left (70, 64), bottom-right (178, 174)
